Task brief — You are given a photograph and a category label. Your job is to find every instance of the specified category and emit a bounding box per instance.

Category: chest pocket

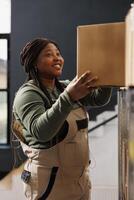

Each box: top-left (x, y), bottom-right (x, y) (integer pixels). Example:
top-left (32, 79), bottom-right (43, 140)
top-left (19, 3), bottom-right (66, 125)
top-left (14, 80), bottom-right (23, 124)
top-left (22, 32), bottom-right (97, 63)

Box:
top-left (64, 106), bottom-right (88, 142)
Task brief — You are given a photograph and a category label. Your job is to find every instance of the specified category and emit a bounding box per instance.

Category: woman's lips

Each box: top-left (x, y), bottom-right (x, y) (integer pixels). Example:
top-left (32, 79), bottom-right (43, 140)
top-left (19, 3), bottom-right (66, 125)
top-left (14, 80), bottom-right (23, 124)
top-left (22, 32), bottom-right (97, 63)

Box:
top-left (53, 64), bottom-right (62, 70)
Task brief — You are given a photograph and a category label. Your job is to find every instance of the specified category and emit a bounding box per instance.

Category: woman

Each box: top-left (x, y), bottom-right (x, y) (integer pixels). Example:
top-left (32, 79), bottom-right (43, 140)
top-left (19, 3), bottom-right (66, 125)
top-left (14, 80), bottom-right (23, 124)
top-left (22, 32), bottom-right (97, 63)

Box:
top-left (12, 37), bottom-right (112, 200)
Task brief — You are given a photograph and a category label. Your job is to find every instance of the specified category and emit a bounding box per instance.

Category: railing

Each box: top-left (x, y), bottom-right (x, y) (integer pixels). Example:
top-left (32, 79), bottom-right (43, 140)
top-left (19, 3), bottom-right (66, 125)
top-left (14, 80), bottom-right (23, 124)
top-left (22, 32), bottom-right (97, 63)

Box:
top-left (88, 114), bottom-right (118, 132)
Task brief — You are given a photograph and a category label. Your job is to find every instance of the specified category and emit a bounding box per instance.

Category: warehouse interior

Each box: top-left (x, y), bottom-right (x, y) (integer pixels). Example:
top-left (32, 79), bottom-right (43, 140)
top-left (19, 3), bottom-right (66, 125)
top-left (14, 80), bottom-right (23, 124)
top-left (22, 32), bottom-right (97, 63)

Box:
top-left (0, 0), bottom-right (133, 199)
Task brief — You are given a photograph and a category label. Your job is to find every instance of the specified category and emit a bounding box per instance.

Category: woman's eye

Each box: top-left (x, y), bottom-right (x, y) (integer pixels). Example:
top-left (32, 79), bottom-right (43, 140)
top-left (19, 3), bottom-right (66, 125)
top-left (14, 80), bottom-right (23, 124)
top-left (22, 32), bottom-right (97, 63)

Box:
top-left (45, 53), bottom-right (52, 57)
top-left (57, 52), bottom-right (61, 56)
top-left (56, 52), bottom-right (61, 57)
top-left (44, 51), bottom-right (61, 57)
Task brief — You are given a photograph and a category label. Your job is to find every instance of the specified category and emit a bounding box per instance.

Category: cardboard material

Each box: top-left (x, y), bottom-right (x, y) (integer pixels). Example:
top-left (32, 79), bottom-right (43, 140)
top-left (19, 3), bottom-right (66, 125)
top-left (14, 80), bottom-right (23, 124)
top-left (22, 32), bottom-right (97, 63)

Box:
top-left (77, 22), bottom-right (125, 86)
top-left (125, 6), bottom-right (134, 87)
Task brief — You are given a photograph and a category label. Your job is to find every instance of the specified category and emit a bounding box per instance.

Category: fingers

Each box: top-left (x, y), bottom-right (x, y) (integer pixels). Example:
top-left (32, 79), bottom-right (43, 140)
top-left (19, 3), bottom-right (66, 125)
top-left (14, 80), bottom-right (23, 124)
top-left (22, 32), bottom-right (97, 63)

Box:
top-left (70, 74), bottom-right (79, 84)
top-left (77, 71), bottom-right (98, 87)
top-left (85, 76), bottom-right (98, 88)
top-left (77, 71), bottom-right (91, 84)
top-left (67, 71), bottom-right (98, 101)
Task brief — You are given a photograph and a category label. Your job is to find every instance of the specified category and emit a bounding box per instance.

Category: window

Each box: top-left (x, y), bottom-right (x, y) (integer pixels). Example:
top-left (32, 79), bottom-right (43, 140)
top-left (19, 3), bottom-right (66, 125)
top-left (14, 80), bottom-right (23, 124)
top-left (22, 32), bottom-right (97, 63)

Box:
top-left (0, 39), bottom-right (8, 88)
top-left (0, 0), bottom-right (11, 33)
top-left (0, 0), bottom-right (11, 144)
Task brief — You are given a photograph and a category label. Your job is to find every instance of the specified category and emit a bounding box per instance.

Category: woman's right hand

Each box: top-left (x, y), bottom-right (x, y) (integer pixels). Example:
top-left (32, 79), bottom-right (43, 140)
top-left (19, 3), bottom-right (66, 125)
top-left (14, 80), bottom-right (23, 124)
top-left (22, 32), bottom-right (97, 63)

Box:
top-left (66, 71), bottom-right (98, 101)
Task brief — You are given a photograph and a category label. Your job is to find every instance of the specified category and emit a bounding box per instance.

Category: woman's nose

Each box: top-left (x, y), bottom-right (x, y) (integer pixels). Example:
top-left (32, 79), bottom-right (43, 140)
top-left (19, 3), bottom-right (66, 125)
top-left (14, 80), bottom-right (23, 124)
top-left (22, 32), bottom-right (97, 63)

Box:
top-left (53, 54), bottom-right (60, 60)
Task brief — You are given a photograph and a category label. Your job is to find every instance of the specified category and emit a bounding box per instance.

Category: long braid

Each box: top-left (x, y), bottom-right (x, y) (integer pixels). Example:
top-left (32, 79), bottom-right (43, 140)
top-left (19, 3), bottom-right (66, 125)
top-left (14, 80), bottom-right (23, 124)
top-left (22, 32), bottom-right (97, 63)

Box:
top-left (55, 78), bottom-right (65, 92)
top-left (36, 75), bottom-right (54, 106)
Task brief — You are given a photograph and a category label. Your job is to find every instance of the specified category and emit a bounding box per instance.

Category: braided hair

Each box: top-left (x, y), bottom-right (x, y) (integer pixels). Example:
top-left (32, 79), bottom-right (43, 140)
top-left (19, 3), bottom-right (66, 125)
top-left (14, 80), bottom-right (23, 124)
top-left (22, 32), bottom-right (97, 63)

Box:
top-left (20, 38), bottom-right (64, 105)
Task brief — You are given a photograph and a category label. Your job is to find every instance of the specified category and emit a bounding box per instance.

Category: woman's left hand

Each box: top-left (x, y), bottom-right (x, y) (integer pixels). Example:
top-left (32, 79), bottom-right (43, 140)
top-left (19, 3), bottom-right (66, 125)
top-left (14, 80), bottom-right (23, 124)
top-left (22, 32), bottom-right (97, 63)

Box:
top-left (66, 71), bottom-right (98, 101)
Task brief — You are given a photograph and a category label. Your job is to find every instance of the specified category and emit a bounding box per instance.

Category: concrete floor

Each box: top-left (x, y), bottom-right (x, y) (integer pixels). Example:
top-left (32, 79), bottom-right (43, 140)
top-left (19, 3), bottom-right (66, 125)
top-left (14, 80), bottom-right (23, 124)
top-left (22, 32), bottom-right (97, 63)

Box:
top-left (90, 117), bottom-right (118, 200)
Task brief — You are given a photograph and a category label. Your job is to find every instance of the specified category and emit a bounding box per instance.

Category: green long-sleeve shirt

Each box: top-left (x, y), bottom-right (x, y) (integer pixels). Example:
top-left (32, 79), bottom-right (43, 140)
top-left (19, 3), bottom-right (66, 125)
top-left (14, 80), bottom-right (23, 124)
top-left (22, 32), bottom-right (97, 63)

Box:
top-left (12, 80), bottom-right (112, 148)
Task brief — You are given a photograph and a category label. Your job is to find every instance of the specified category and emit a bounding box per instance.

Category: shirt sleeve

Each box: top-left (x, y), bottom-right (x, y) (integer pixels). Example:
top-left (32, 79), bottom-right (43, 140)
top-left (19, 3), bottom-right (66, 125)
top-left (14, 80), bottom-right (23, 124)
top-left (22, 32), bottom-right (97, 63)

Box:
top-left (60, 80), bottom-right (112, 107)
top-left (79, 87), bottom-right (112, 107)
top-left (13, 88), bottom-right (74, 142)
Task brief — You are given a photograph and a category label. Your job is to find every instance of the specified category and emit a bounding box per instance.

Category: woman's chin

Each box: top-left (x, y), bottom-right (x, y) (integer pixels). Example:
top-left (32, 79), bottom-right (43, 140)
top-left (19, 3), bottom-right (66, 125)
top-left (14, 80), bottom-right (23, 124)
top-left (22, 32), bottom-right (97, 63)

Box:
top-left (54, 70), bottom-right (62, 77)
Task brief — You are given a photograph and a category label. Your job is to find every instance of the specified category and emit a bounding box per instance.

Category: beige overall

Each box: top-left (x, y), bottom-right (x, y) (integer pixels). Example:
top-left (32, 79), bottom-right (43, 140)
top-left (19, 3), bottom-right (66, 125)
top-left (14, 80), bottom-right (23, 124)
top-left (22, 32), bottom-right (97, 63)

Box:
top-left (21, 106), bottom-right (91, 200)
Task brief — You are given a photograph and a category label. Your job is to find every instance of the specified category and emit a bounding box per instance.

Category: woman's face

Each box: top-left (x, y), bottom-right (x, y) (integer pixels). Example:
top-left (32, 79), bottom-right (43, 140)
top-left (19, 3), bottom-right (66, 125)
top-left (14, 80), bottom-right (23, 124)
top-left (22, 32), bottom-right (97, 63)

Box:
top-left (36, 43), bottom-right (64, 79)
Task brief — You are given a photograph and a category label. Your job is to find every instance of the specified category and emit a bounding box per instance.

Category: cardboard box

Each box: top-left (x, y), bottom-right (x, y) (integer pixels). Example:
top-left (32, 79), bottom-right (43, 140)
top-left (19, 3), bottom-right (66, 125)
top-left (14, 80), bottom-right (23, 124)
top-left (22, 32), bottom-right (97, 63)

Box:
top-left (77, 22), bottom-right (125, 86)
top-left (125, 7), bottom-right (134, 87)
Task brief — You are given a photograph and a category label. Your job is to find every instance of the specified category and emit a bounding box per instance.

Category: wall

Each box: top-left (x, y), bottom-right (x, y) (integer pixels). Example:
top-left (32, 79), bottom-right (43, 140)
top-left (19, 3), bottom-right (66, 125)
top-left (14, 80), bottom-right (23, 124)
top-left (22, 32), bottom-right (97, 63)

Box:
top-left (10, 0), bottom-right (132, 101)
top-left (0, 0), bottom-right (132, 172)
